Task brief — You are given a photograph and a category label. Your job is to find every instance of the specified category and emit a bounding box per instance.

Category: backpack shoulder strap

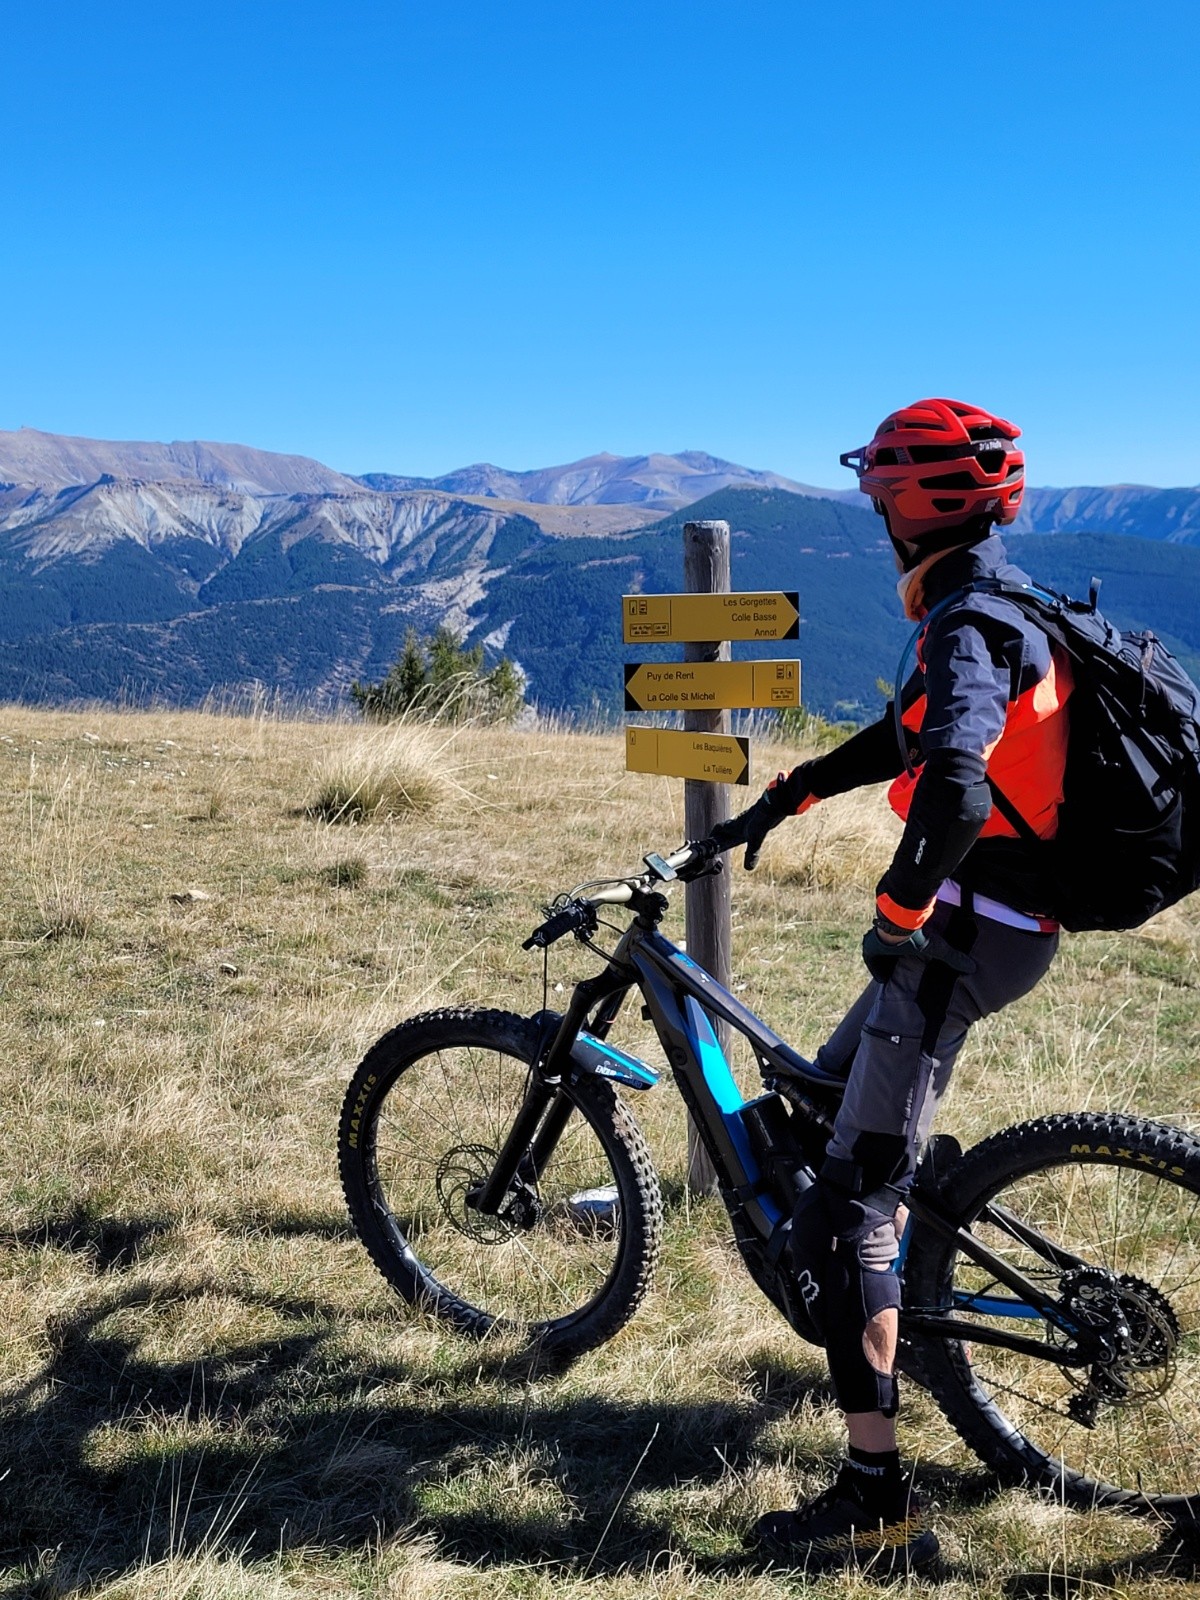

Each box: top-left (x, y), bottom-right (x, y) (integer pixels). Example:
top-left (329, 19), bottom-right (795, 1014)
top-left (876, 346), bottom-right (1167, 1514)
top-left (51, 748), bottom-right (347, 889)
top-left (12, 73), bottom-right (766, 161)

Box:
top-left (984, 775), bottom-right (1043, 847)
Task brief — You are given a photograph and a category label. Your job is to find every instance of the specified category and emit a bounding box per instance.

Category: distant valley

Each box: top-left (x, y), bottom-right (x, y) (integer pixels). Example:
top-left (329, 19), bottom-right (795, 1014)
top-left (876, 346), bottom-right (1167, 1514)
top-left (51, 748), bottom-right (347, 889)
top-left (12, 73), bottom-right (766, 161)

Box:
top-left (2, 426), bottom-right (1199, 719)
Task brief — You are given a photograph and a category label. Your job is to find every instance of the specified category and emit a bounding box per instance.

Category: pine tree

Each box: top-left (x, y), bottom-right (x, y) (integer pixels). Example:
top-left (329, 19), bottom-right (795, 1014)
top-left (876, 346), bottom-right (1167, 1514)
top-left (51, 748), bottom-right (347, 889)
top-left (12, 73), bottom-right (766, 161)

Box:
top-left (350, 626), bottom-right (524, 724)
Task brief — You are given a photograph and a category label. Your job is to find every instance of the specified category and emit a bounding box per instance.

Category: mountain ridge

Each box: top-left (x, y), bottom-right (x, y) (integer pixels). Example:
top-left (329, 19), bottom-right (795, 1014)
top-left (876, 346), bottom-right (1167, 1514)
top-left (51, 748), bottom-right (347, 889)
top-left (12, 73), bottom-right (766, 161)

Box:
top-left (3, 427), bottom-right (1200, 720)
top-left (7, 427), bottom-right (1200, 534)
top-left (354, 449), bottom-right (839, 507)
top-left (0, 426), bottom-right (361, 497)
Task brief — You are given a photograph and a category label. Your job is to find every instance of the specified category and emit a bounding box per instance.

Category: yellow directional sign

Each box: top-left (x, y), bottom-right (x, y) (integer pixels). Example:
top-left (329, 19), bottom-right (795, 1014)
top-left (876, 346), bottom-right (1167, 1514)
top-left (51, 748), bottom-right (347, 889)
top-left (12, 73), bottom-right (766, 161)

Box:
top-left (626, 727), bottom-right (751, 786)
top-left (623, 659), bottom-right (800, 712)
top-left (623, 591), bottom-right (800, 643)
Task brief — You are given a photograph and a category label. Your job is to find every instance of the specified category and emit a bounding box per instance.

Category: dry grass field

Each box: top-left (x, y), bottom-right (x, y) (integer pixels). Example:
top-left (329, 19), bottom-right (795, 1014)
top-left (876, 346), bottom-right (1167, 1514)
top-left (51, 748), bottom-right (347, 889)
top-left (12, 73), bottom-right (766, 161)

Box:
top-left (1, 702), bottom-right (1199, 1599)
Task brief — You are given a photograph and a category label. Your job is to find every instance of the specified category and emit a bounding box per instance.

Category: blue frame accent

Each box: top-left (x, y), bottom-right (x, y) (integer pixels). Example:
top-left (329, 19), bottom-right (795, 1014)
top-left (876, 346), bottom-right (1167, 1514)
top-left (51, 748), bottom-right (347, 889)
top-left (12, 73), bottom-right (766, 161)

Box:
top-left (952, 1291), bottom-right (1039, 1320)
top-left (683, 996), bottom-right (783, 1226)
top-left (574, 1031), bottom-right (659, 1089)
top-left (614, 919), bottom-right (1067, 1345)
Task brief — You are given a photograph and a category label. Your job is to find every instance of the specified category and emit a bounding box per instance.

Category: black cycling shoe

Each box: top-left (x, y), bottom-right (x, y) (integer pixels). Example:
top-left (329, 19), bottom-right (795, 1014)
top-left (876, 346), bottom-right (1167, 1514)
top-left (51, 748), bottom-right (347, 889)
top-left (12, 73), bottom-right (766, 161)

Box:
top-left (747, 1467), bottom-right (939, 1572)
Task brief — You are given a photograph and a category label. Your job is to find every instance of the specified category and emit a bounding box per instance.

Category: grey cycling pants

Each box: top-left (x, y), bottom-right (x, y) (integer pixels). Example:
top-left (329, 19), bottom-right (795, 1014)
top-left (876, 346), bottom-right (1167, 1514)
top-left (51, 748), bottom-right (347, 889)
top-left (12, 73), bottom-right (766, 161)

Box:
top-left (819, 900), bottom-right (1059, 1189)
top-left (799, 896), bottom-right (1058, 1414)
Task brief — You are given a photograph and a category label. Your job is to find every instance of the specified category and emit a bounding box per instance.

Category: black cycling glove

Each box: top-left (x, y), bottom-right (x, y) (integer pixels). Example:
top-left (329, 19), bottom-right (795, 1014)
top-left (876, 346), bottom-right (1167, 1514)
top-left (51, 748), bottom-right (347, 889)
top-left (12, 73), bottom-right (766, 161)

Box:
top-left (861, 924), bottom-right (977, 984)
top-left (707, 766), bottom-right (814, 870)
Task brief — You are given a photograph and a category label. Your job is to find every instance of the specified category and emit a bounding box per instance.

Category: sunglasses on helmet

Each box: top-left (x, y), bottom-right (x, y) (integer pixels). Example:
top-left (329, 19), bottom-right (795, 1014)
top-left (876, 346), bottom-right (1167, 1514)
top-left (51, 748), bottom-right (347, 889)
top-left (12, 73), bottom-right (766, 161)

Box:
top-left (841, 438), bottom-right (1015, 475)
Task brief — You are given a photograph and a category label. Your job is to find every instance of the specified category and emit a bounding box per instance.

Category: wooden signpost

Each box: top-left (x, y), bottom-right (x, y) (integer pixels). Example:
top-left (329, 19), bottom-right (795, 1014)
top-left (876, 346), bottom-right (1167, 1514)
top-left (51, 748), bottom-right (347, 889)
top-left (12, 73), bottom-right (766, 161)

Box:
top-left (619, 520), bottom-right (802, 1194)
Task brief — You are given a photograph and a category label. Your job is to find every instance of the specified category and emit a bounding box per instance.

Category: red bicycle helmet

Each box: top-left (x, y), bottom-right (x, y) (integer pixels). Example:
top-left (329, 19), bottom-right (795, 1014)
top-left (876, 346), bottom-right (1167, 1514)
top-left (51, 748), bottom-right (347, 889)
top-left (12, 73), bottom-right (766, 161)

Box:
top-left (840, 398), bottom-right (1025, 545)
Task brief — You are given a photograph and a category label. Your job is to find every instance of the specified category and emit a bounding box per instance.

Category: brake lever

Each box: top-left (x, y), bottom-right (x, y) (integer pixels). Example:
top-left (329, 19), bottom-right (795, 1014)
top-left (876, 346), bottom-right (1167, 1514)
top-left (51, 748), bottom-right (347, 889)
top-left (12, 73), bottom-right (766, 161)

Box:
top-left (674, 843), bottom-right (724, 884)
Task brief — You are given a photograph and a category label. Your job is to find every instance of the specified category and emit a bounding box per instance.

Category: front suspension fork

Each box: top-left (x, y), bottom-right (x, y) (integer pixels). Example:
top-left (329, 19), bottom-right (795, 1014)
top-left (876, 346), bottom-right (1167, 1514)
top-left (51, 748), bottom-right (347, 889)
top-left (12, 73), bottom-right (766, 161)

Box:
top-left (471, 1078), bottom-right (560, 1215)
top-left (469, 969), bottom-right (632, 1216)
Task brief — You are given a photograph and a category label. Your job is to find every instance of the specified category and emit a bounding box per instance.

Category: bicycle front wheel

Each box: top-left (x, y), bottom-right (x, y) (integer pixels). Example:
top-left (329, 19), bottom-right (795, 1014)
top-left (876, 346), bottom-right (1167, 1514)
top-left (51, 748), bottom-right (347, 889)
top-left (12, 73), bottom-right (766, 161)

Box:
top-left (339, 1008), bottom-right (663, 1363)
top-left (906, 1113), bottom-right (1200, 1517)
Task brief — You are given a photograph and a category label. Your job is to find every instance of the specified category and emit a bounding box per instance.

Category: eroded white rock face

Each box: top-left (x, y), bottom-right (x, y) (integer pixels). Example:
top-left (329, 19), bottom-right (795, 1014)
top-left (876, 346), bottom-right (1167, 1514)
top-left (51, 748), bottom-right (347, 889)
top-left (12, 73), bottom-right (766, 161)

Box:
top-left (0, 431), bottom-right (854, 610)
top-left (3, 480), bottom-right (268, 561)
top-left (0, 476), bottom-right (526, 576)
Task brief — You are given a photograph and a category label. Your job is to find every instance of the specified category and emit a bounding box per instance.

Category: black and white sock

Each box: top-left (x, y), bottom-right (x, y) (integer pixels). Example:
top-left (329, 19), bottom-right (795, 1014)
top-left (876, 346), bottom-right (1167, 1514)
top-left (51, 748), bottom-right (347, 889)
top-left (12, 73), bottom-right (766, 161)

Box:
top-left (844, 1446), bottom-right (906, 1517)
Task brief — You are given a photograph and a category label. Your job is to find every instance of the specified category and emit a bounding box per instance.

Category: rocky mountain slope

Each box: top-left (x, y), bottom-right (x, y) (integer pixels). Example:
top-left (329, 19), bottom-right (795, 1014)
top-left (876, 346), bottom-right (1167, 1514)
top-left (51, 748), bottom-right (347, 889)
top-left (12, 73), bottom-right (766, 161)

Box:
top-left (3, 427), bottom-right (1200, 716)
top-left (357, 449), bottom-right (830, 507)
top-left (0, 427), bottom-right (361, 496)
top-left (1012, 484), bottom-right (1200, 542)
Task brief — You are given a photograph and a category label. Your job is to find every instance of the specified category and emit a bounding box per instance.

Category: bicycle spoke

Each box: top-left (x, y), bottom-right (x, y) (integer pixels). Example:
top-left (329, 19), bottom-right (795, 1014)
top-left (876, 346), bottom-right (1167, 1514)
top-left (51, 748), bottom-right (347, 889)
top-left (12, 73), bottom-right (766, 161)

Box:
top-left (936, 1143), bottom-right (1200, 1504)
top-left (366, 1037), bottom-right (627, 1331)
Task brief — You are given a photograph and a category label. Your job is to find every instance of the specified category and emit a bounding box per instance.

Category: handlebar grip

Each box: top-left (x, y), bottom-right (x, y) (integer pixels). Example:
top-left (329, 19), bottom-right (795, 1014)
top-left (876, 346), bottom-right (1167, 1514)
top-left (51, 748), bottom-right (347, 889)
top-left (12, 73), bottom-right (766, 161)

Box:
top-left (674, 840), bottom-right (724, 883)
top-left (522, 902), bottom-right (593, 950)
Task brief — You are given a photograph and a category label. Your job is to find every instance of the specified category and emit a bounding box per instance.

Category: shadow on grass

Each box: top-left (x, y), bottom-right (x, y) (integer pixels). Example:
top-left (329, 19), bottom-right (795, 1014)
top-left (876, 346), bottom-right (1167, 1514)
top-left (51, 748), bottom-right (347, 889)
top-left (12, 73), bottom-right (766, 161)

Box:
top-left (1, 1218), bottom-right (1194, 1596)
top-left (1001, 1526), bottom-right (1200, 1595)
top-left (0, 1278), bottom-right (763, 1591)
top-left (2, 1208), bottom-right (174, 1272)
top-left (2, 1203), bottom-right (355, 1270)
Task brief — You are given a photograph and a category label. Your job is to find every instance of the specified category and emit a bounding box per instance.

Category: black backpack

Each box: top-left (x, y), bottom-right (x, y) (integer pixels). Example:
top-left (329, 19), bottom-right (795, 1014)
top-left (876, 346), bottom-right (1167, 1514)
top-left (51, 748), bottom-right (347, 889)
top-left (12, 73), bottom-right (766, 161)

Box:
top-left (895, 578), bottom-right (1200, 933)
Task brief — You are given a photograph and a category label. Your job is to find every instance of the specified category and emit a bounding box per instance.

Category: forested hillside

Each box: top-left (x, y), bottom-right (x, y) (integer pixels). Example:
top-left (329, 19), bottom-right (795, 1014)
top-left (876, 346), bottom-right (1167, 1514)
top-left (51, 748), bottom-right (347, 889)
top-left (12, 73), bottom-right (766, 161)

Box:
top-left (4, 479), bottom-right (1200, 718)
top-left (485, 492), bottom-right (1200, 718)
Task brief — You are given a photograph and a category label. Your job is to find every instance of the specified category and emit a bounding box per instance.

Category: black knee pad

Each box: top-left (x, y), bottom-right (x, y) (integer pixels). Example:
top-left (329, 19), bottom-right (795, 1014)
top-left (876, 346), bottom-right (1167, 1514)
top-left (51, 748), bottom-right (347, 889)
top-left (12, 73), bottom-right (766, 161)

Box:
top-left (790, 1182), bottom-right (902, 1416)
top-left (824, 1246), bottom-right (902, 1417)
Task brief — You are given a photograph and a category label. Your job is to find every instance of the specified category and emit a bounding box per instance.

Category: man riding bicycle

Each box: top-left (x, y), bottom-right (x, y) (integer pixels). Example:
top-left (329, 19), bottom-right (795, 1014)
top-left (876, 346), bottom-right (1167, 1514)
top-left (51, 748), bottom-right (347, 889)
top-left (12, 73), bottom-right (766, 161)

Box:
top-left (709, 398), bottom-right (1069, 1568)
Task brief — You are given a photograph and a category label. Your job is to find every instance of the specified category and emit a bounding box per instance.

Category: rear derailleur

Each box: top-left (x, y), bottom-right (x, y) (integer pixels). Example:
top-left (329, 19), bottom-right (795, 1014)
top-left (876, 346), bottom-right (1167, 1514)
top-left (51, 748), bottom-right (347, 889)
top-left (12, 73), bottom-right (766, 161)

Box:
top-left (1057, 1266), bottom-right (1179, 1428)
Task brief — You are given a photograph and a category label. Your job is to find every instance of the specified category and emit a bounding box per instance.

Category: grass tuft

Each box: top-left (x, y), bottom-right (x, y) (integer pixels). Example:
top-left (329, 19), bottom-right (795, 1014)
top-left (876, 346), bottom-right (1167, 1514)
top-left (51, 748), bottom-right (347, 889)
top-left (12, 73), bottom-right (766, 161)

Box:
top-left (319, 856), bottom-right (368, 889)
top-left (34, 878), bottom-right (96, 939)
top-left (308, 726), bottom-right (456, 822)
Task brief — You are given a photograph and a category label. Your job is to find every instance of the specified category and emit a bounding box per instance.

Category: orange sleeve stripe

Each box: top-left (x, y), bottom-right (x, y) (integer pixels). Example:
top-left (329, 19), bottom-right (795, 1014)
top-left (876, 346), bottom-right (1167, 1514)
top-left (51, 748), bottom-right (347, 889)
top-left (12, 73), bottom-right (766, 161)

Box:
top-left (876, 892), bottom-right (936, 931)
top-left (766, 773), bottom-right (821, 816)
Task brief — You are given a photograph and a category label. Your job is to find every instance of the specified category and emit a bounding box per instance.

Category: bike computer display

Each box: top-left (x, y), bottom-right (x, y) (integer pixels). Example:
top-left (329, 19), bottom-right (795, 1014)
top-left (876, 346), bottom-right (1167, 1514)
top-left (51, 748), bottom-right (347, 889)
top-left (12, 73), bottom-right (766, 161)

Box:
top-left (643, 852), bottom-right (678, 882)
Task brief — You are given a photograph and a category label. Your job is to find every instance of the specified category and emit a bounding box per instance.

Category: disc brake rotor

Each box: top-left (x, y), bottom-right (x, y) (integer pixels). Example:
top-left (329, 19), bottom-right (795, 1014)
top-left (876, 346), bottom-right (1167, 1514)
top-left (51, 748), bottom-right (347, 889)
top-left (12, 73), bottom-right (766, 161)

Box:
top-left (1115, 1272), bottom-right (1181, 1372)
top-left (435, 1144), bottom-right (523, 1243)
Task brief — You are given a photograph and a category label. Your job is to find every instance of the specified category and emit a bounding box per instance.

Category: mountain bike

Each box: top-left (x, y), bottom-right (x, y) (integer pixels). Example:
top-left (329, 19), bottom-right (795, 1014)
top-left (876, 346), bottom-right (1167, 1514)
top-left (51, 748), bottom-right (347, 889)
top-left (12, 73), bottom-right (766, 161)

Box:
top-left (338, 843), bottom-right (1200, 1521)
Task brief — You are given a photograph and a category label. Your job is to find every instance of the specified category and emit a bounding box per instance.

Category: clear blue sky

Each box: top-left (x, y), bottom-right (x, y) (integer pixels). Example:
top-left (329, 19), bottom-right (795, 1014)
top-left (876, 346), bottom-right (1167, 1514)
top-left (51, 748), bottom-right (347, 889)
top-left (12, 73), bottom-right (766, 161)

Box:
top-left (3, 1), bottom-right (1198, 487)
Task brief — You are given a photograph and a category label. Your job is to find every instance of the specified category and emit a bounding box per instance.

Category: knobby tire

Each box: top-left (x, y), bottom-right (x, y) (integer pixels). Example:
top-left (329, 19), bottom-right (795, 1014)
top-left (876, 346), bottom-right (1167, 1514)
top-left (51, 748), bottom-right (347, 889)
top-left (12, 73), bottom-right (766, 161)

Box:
top-left (904, 1112), bottom-right (1200, 1517)
top-left (338, 1007), bottom-right (663, 1364)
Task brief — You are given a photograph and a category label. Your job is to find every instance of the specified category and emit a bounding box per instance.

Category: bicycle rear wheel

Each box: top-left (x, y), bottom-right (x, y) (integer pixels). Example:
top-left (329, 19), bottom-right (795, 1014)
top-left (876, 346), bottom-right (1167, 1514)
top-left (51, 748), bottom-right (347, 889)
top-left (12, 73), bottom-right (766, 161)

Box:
top-left (905, 1113), bottom-right (1200, 1517)
top-left (339, 1007), bottom-right (663, 1363)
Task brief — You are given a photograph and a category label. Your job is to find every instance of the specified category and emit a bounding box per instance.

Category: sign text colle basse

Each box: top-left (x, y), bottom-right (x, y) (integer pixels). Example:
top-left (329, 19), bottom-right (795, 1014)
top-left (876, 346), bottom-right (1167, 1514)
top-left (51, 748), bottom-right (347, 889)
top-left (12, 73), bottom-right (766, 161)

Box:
top-left (623, 591), bottom-right (800, 644)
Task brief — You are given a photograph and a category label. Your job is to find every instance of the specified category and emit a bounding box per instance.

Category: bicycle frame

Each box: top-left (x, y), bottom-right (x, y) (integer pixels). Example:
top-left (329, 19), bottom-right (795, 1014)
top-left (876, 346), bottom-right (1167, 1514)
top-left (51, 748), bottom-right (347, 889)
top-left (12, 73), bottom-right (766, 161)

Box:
top-left (477, 900), bottom-right (1103, 1367)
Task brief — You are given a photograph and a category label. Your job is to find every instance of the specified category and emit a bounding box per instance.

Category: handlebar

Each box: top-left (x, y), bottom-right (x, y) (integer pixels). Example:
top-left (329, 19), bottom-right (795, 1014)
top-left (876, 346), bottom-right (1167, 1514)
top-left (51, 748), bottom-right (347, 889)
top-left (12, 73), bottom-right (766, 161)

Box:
top-left (521, 901), bottom-right (598, 950)
top-left (521, 840), bottom-right (721, 950)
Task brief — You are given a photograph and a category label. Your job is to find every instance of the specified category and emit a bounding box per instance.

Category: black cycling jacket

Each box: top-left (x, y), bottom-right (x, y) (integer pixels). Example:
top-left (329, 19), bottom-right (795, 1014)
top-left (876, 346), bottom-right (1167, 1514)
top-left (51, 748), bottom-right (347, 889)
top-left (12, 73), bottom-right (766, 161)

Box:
top-left (797, 536), bottom-right (1068, 921)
